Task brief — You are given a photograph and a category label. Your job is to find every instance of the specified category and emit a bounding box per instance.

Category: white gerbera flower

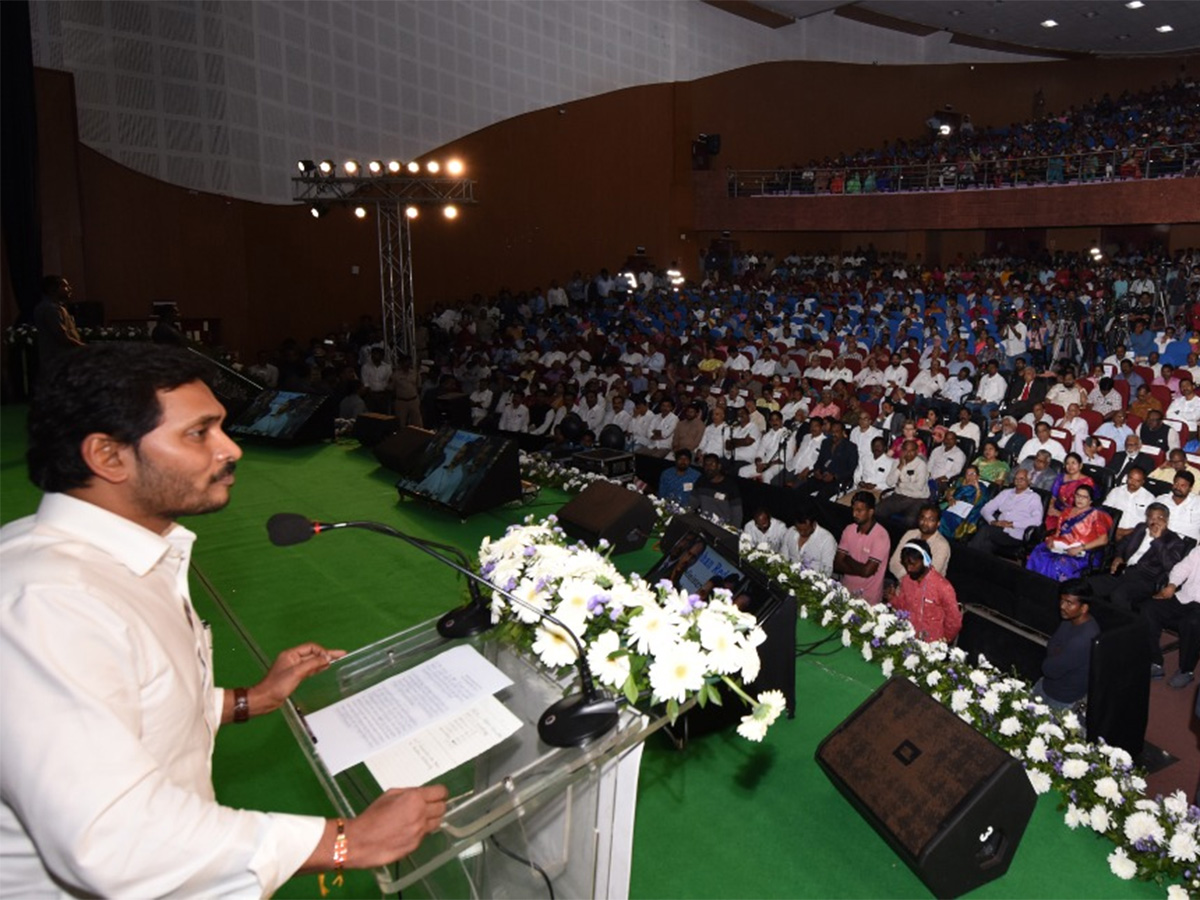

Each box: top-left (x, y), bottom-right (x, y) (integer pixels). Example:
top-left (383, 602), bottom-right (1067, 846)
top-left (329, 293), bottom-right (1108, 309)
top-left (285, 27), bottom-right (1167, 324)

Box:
top-left (647, 640), bottom-right (707, 704)
top-left (531, 622), bottom-right (579, 669)
top-left (737, 689), bottom-right (786, 742)
top-left (627, 603), bottom-right (684, 656)
top-left (585, 630), bottom-right (631, 690)
top-left (511, 578), bottom-right (551, 624)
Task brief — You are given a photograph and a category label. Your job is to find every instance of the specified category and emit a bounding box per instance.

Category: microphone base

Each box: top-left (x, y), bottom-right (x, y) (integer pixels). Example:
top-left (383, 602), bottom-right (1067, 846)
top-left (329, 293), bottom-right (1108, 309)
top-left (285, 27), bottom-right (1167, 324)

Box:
top-left (538, 693), bottom-right (620, 748)
top-left (437, 603), bottom-right (495, 639)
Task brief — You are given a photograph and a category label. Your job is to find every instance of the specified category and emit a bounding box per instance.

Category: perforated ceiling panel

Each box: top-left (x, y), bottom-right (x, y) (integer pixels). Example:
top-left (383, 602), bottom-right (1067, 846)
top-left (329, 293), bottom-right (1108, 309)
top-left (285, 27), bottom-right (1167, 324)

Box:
top-left (29, 0), bottom-right (1032, 204)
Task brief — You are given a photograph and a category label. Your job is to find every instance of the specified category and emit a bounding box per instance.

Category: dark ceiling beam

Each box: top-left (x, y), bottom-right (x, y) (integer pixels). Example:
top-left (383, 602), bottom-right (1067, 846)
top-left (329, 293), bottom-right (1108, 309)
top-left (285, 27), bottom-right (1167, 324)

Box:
top-left (949, 31), bottom-right (1087, 60)
top-left (702, 1), bottom-right (796, 29)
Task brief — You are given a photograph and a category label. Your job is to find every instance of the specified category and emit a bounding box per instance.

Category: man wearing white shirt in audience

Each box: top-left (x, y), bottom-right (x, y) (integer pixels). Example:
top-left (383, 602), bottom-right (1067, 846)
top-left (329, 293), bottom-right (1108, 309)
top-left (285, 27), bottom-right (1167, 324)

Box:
top-left (1019, 401), bottom-right (1054, 429)
top-left (786, 417), bottom-right (826, 484)
top-left (909, 358), bottom-right (947, 400)
top-left (968, 360), bottom-right (1008, 418)
top-left (576, 386), bottom-right (607, 436)
top-left (743, 411), bottom-right (789, 484)
top-left (939, 369), bottom-right (975, 411)
top-left (727, 403), bottom-right (762, 469)
top-left (883, 354), bottom-right (910, 392)
top-left (849, 411), bottom-right (883, 464)
top-left (949, 407), bottom-right (982, 448)
top-left (855, 358), bottom-right (887, 396)
top-left (743, 507), bottom-right (788, 554)
top-left (783, 509), bottom-right (837, 575)
top-left (498, 388), bottom-right (530, 433)
top-left (928, 432), bottom-right (967, 496)
top-left (1020, 421), bottom-right (1067, 464)
top-left (847, 436), bottom-right (896, 501)
top-left (1046, 369), bottom-right (1088, 409)
top-left (696, 405), bottom-right (730, 463)
top-left (627, 397), bottom-right (655, 451)
top-left (1056, 403), bottom-right (1091, 455)
top-left (1106, 467), bottom-right (1157, 540)
top-left (1166, 377), bottom-right (1200, 431)
top-left (644, 398), bottom-right (679, 457)
top-left (1163, 472), bottom-right (1200, 542)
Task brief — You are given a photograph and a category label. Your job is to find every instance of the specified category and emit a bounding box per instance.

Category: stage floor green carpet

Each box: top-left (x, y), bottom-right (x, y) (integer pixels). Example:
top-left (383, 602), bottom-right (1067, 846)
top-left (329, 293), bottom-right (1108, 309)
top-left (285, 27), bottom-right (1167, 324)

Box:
top-left (0, 406), bottom-right (1158, 899)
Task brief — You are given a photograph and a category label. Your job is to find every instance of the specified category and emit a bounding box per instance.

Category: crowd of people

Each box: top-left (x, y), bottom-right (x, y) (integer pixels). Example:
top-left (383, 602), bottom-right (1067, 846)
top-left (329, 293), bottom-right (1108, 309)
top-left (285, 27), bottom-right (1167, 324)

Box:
top-left (738, 77), bottom-right (1200, 196)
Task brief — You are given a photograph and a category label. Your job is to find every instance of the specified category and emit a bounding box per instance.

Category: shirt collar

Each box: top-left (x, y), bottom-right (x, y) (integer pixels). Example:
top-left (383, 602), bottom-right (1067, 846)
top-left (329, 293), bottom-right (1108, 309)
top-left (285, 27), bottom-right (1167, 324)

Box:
top-left (36, 492), bottom-right (197, 577)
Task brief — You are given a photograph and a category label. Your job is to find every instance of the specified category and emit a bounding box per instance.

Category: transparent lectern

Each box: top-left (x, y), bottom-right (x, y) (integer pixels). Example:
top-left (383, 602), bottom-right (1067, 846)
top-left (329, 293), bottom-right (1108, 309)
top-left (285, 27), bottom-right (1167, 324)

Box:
top-left (284, 618), bottom-right (677, 898)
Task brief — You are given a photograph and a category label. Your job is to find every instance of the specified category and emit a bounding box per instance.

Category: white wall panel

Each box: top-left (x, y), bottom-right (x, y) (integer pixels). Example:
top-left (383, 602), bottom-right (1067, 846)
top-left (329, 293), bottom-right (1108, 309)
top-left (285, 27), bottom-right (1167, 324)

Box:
top-left (30, 0), bottom-right (1032, 204)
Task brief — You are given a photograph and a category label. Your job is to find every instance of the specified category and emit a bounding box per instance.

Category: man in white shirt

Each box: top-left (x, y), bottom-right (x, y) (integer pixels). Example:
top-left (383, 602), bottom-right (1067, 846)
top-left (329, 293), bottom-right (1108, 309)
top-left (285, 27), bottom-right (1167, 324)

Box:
top-left (1106, 467), bottom-right (1157, 540)
top-left (855, 358), bottom-right (888, 397)
top-left (1046, 369), bottom-right (1088, 409)
top-left (744, 411), bottom-right (789, 484)
top-left (927, 432), bottom-right (967, 495)
top-left (1056, 403), bottom-right (1091, 455)
top-left (1019, 401), bottom-right (1054, 429)
top-left (576, 386), bottom-right (607, 436)
top-left (883, 354), bottom-right (909, 392)
top-left (696, 404), bottom-right (731, 463)
top-left (728, 403), bottom-right (762, 469)
top-left (498, 388), bottom-right (531, 433)
top-left (644, 398), bottom-right (679, 456)
top-left (783, 510), bottom-right (837, 575)
top-left (877, 440), bottom-right (931, 528)
top-left (849, 411), bottom-right (883, 464)
top-left (786, 417), bottom-right (827, 485)
top-left (626, 397), bottom-right (655, 451)
top-left (1163, 471), bottom-right (1200, 542)
top-left (939, 369), bottom-right (975, 410)
top-left (948, 407), bottom-right (982, 449)
top-left (1020, 422), bottom-right (1067, 463)
top-left (1088, 376), bottom-right (1125, 421)
top-left (0, 343), bottom-right (446, 898)
top-left (1166, 377), bottom-right (1200, 431)
top-left (743, 508), bottom-right (788, 554)
top-left (1096, 409), bottom-right (1135, 448)
top-left (966, 360), bottom-right (1008, 419)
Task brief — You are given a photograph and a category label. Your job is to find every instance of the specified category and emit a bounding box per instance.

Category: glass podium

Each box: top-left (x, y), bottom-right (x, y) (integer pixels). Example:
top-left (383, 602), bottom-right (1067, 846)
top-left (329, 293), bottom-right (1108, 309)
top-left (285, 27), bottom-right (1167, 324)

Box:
top-left (284, 618), bottom-right (680, 898)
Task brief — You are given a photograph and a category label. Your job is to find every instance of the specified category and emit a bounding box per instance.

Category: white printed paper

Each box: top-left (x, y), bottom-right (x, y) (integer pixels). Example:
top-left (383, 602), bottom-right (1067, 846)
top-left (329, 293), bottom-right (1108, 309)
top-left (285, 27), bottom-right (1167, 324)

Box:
top-left (307, 644), bottom-right (514, 774)
top-left (366, 694), bottom-right (522, 787)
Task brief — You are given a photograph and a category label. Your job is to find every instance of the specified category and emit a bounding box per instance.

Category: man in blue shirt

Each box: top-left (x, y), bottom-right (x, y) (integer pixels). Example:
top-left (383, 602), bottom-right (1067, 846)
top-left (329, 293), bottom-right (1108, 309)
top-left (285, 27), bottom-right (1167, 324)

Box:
top-left (657, 449), bottom-right (701, 508)
top-left (1033, 580), bottom-right (1101, 711)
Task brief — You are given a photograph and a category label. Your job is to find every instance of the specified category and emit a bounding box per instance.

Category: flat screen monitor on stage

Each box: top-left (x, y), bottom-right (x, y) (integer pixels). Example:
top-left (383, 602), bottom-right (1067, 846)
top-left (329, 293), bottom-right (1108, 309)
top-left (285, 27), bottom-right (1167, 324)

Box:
top-left (394, 426), bottom-right (520, 516)
top-left (227, 390), bottom-right (334, 443)
top-left (644, 528), bottom-right (754, 608)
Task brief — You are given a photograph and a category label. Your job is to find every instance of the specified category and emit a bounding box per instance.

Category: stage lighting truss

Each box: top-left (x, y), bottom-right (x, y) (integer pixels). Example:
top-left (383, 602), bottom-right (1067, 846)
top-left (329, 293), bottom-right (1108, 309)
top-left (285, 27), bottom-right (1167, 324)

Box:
top-left (292, 162), bottom-right (476, 360)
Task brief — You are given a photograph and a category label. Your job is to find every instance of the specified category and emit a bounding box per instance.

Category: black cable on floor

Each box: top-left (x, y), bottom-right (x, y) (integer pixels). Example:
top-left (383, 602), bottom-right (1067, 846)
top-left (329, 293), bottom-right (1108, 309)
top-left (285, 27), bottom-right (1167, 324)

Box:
top-left (488, 835), bottom-right (554, 900)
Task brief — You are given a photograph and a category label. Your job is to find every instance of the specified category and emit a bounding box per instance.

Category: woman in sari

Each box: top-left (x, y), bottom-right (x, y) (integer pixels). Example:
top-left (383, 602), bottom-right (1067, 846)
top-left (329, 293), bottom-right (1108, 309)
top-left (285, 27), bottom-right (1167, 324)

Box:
top-left (939, 464), bottom-right (988, 540)
top-left (889, 420), bottom-right (928, 461)
top-left (1045, 452), bottom-right (1096, 531)
top-left (972, 440), bottom-right (1011, 486)
top-left (1026, 485), bottom-right (1112, 582)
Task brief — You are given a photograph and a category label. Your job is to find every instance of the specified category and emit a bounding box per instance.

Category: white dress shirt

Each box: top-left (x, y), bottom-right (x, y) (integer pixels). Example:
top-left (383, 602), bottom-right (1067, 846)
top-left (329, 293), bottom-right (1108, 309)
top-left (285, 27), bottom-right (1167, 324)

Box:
top-left (928, 445), bottom-right (967, 482)
top-left (783, 525), bottom-right (838, 575)
top-left (854, 452), bottom-right (897, 490)
top-left (1165, 493), bottom-right (1200, 541)
top-left (1104, 484), bottom-right (1156, 531)
top-left (743, 517), bottom-right (788, 554)
top-left (0, 494), bottom-right (322, 897)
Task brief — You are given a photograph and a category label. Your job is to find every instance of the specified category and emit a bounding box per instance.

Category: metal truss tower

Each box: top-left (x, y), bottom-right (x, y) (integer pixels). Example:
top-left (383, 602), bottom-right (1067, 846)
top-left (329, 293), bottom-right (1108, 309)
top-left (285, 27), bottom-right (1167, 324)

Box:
top-left (292, 167), bottom-right (476, 360)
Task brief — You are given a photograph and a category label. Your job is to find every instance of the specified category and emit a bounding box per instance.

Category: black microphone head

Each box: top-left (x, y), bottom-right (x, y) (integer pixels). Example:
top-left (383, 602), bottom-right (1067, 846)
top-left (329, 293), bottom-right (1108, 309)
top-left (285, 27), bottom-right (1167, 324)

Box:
top-left (267, 513), bottom-right (316, 546)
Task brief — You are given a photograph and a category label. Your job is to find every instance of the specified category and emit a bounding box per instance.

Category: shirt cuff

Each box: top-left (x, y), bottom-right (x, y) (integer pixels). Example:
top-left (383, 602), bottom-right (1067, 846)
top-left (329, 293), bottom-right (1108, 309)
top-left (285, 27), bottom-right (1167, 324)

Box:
top-left (247, 813), bottom-right (328, 895)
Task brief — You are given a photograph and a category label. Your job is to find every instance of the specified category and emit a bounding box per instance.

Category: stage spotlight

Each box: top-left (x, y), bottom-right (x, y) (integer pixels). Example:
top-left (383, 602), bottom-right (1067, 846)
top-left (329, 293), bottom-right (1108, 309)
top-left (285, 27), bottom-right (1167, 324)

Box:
top-left (407, 161), bottom-right (420, 174)
top-left (938, 124), bottom-right (952, 136)
top-left (446, 159), bottom-right (464, 176)
top-left (367, 160), bottom-right (383, 174)
top-left (308, 202), bottom-right (328, 219)
top-left (318, 159), bottom-right (335, 175)
top-left (387, 160), bottom-right (402, 174)
top-left (297, 159), bottom-right (316, 174)
top-left (344, 160), bottom-right (360, 175)
top-left (354, 206), bottom-right (368, 219)
top-left (442, 204), bottom-right (457, 220)
top-left (405, 206), bottom-right (419, 219)
top-left (426, 160), bottom-right (441, 174)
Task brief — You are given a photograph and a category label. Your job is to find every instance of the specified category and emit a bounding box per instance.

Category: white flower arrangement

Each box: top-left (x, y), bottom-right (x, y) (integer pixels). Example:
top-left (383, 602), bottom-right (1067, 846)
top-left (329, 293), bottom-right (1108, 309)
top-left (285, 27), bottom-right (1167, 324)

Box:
top-left (522, 461), bottom-right (1200, 896)
top-left (478, 514), bottom-right (783, 741)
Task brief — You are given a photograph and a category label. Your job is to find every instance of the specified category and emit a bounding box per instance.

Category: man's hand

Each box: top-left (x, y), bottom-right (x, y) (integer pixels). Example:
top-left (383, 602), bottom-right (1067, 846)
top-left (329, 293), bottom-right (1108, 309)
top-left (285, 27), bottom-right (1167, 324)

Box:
top-left (248, 643), bottom-right (346, 718)
top-left (301, 786), bottom-right (449, 873)
top-left (1153, 584), bottom-right (1178, 600)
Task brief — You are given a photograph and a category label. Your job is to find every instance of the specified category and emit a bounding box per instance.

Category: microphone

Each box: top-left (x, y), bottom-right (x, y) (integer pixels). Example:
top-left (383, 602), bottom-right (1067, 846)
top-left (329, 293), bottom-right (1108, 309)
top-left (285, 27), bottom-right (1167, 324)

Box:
top-left (266, 513), bottom-right (620, 748)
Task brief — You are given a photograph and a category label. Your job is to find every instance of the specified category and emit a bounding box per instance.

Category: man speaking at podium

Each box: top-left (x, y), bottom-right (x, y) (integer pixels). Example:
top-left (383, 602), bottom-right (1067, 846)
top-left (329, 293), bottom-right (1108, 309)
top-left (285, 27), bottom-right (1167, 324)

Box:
top-left (1, 343), bottom-right (447, 897)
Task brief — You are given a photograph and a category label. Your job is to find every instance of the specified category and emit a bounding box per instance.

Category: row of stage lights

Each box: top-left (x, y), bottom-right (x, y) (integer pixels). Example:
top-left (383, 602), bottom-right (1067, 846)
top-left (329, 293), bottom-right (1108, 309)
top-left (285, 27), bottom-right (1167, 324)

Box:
top-left (297, 158), bottom-right (465, 177)
top-left (310, 202), bottom-right (459, 220)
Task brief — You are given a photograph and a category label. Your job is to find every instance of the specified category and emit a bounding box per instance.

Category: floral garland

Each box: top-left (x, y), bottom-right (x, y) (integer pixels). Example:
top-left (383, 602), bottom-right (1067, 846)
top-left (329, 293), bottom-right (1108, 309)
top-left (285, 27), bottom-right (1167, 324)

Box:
top-left (517, 454), bottom-right (1198, 897)
top-left (478, 515), bottom-right (785, 741)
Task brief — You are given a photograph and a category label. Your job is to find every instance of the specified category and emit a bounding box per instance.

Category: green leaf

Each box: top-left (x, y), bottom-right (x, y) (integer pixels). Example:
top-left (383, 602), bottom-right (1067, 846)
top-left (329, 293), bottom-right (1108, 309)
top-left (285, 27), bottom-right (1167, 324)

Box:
top-left (623, 676), bottom-right (639, 706)
top-left (667, 698), bottom-right (680, 724)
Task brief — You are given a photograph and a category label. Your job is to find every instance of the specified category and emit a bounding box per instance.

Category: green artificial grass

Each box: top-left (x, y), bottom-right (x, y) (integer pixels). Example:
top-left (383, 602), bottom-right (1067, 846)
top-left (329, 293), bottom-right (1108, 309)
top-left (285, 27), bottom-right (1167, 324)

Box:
top-left (0, 405), bottom-right (1159, 899)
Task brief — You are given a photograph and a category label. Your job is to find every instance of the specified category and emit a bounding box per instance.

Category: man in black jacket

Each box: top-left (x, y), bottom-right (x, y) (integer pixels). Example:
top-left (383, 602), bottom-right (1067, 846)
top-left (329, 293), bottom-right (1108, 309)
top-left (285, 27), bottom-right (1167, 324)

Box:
top-left (1106, 434), bottom-right (1160, 487)
top-left (1005, 364), bottom-right (1048, 420)
top-left (1085, 503), bottom-right (1189, 611)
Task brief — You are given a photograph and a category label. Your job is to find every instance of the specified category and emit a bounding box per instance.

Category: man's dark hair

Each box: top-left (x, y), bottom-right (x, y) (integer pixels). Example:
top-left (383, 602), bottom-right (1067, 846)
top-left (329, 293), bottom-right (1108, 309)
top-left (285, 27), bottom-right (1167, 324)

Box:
top-left (1178, 470), bottom-right (1196, 489)
top-left (40, 274), bottom-right (65, 295)
top-left (28, 342), bottom-right (215, 493)
top-left (917, 502), bottom-right (941, 520)
top-left (1059, 578), bottom-right (1093, 601)
top-left (851, 490), bottom-right (876, 510)
top-left (1146, 501), bottom-right (1170, 520)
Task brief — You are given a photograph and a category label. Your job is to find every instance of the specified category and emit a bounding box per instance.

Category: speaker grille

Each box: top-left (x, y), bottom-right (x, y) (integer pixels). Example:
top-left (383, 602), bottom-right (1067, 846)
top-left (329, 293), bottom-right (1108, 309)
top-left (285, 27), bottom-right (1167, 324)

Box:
top-left (817, 678), bottom-right (1008, 858)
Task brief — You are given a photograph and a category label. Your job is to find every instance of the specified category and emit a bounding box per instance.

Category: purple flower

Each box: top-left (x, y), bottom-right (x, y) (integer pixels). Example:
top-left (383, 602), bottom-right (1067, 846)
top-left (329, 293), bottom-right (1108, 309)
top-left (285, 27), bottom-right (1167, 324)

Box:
top-left (523, 546), bottom-right (537, 557)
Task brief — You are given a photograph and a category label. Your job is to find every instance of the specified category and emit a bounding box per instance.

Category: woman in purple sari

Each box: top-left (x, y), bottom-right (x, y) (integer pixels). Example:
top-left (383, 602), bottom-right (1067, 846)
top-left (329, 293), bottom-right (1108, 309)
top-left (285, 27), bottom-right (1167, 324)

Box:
top-left (1026, 484), bottom-right (1112, 582)
top-left (1044, 452), bottom-right (1096, 532)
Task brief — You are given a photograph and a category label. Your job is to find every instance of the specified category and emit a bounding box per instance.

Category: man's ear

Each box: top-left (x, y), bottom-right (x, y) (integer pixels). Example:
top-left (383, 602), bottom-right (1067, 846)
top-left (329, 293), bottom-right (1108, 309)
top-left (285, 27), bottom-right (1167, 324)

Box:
top-left (78, 433), bottom-right (132, 485)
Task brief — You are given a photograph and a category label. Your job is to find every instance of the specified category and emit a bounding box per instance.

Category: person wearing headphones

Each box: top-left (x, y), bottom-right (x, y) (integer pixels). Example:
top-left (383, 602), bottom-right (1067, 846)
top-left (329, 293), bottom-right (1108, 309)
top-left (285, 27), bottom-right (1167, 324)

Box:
top-left (889, 539), bottom-right (962, 644)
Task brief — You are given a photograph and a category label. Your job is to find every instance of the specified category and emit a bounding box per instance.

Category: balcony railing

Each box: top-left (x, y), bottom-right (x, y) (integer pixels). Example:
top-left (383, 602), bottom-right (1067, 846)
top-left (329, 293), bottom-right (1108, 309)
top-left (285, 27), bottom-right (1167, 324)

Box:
top-left (727, 144), bottom-right (1199, 198)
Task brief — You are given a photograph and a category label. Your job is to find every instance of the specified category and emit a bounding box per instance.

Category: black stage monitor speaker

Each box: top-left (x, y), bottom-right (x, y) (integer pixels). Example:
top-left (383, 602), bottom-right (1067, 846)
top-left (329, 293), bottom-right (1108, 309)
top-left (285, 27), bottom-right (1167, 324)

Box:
top-left (353, 412), bottom-right (400, 447)
top-left (373, 426), bottom-right (434, 472)
top-left (226, 390), bottom-right (336, 444)
top-left (816, 677), bottom-right (1036, 899)
top-left (556, 482), bottom-right (655, 556)
top-left (394, 426), bottom-right (521, 517)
